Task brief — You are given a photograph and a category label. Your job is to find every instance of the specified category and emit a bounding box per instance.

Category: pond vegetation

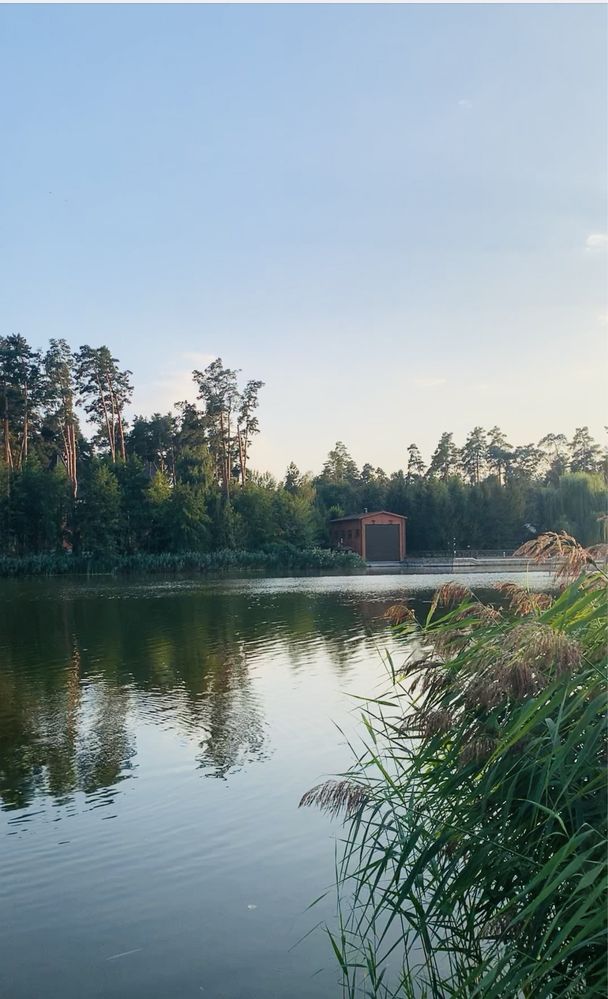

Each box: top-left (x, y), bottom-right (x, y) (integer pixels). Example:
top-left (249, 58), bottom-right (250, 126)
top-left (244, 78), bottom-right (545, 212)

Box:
top-left (0, 544), bottom-right (364, 578)
top-left (301, 534), bottom-right (607, 997)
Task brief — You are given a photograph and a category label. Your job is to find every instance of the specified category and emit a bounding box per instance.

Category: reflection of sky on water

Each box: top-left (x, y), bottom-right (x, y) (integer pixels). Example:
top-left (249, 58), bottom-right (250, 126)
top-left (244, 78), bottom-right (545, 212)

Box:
top-left (0, 572), bottom-right (555, 999)
top-left (0, 570), bottom-right (555, 809)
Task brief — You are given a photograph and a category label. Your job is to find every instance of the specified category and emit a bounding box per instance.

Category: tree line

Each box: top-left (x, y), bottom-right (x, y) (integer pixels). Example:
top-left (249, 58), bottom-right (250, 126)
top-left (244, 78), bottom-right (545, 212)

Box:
top-left (0, 333), bottom-right (606, 560)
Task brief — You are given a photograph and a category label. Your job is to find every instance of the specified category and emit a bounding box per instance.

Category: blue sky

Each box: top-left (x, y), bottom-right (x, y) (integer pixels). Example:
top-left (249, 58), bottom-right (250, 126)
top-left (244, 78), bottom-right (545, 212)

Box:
top-left (1, 4), bottom-right (606, 475)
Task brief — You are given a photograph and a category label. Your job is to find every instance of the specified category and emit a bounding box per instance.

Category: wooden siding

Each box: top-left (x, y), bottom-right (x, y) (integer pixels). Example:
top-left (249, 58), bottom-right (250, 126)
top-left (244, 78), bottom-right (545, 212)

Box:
top-left (329, 511), bottom-right (406, 561)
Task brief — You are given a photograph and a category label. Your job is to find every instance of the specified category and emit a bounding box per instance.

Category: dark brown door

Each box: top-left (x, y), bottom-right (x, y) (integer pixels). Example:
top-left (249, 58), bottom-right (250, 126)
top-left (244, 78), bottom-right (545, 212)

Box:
top-left (364, 524), bottom-right (400, 561)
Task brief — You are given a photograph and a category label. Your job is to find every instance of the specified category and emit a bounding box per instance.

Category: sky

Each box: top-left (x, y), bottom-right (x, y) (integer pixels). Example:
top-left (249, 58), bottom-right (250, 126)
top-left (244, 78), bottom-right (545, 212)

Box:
top-left (1, 4), bottom-right (606, 477)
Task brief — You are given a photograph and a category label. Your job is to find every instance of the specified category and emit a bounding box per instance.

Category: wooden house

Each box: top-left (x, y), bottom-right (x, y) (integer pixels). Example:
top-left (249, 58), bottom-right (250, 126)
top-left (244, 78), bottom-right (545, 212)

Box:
top-left (329, 510), bottom-right (407, 562)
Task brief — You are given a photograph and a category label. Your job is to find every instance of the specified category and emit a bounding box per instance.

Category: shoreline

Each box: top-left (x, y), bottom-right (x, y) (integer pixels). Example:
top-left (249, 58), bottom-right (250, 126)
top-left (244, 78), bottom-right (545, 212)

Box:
top-left (0, 551), bottom-right (560, 580)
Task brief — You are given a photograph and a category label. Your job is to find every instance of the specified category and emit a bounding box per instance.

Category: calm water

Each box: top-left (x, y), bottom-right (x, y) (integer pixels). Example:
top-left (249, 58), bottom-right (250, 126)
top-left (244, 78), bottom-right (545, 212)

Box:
top-left (0, 571), bottom-right (553, 999)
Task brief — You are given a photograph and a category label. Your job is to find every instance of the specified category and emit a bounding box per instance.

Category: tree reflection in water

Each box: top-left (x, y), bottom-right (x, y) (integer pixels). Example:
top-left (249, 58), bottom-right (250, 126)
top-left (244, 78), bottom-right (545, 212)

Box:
top-left (0, 579), bottom-right (411, 809)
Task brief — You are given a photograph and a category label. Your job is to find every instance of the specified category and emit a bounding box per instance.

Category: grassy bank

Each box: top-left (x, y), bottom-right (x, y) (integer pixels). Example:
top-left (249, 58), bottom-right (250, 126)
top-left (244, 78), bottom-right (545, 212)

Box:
top-left (0, 544), bottom-right (366, 578)
top-left (302, 533), bottom-right (607, 997)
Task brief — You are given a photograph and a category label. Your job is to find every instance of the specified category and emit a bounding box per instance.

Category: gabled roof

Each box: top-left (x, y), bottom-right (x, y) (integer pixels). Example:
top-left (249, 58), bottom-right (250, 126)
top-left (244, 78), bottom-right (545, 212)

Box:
top-left (329, 510), bottom-right (407, 523)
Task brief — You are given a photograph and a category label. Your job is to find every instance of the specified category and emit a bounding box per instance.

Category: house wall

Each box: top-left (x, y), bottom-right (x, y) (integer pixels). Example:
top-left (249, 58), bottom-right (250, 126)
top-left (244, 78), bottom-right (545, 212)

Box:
top-left (329, 519), bottom-right (363, 556)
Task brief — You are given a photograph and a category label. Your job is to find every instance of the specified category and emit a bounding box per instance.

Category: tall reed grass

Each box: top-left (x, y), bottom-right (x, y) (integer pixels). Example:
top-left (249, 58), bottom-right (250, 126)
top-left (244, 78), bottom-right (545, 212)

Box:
top-left (0, 544), bottom-right (365, 577)
top-left (301, 533), bottom-right (607, 997)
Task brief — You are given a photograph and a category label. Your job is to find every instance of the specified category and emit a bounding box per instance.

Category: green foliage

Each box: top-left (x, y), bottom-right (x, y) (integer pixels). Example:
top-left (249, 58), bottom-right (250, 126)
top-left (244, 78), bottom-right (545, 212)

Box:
top-left (570, 427), bottom-right (602, 474)
top-left (322, 441), bottom-right (360, 483)
top-left (232, 483), bottom-right (276, 549)
top-left (10, 460), bottom-right (69, 554)
top-left (146, 468), bottom-right (175, 551)
top-left (542, 473), bottom-right (606, 545)
top-left (305, 550), bottom-right (608, 997)
top-left (0, 330), bottom-right (606, 565)
top-left (167, 483), bottom-right (211, 551)
top-left (317, 461), bottom-right (607, 553)
top-left (0, 334), bottom-right (42, 469)
top-left (76, 460), bottom-right (122, 555)
top-left (460, 425), bottom-right (488, 484)
top-left (0, 544), bottom-right (365, 577)
top-left (75, 344), bottom-right (132, 461)
top-left (115, 456), bottom-right (152, 554)
top-left (406, 443), bottom-right (426, 481)
top-left (272, 485), bottom-right (320, 548)
top-left (428, 431), bottom-right (460, 481)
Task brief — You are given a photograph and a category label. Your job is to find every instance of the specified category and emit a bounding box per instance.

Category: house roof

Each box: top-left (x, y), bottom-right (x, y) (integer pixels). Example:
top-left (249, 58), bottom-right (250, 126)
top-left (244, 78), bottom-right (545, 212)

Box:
top-left (329, 510), bottom-right (407, 523)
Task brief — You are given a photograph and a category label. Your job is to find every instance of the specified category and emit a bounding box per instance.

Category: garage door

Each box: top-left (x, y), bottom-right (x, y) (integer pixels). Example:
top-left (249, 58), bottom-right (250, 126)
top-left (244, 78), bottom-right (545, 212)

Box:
top-left (365, 524), bottom-right (400, 561)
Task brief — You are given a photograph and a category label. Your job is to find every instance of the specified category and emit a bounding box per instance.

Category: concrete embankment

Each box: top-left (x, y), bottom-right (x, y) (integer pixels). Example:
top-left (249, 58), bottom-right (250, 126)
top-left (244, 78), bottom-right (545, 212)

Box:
top-left (366, 557), bottom-right (560, 575)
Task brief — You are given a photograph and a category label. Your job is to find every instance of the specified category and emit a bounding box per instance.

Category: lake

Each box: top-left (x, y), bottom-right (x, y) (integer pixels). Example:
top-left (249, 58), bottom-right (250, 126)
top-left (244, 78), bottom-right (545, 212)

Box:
top-left (0, 572), bottom-right (553, 999)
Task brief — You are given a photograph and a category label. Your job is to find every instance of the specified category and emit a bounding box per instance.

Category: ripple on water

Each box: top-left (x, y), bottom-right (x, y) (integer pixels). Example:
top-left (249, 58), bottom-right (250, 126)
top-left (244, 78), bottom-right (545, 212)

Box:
top-left (0, 572), bottom-right (555, 999)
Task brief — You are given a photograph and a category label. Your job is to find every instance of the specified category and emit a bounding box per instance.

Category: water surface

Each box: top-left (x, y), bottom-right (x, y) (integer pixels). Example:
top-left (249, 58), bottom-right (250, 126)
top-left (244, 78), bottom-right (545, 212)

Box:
top-left (0, 572), bottom-right (553, 998)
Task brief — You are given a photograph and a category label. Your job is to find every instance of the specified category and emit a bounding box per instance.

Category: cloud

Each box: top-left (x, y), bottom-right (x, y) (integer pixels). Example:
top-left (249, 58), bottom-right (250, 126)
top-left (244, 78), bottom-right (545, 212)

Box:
top-left (598, 313), bottom-right (608, 326)
top-left (585, 233), bottom-right (608, 251)
top-left (414, 376), bottom-right (447, 389)
top-left (130, 352), bottom-right (216, 416)
top-left (457, 99), bottom-right (473, 110)
top-left (181, 351), bottom-right (218, 367)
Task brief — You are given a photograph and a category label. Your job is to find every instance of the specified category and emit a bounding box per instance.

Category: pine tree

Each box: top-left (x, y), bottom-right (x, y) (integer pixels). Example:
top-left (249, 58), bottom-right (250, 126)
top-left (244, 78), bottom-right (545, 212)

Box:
top-left (460, 427), bottom-right (488, 484)
top-left (406, 443), bottom-right (426, 481)
top-left (75, 346), bottom-right (132, 462)
top-left (538, 433), bottom-right (570, 484)
top-left (487, 427), bottom-right (513, 484)
top-left (0, 334), bottom-right (43, 470)
top-left (43, 340), bottom-right (79, 498)
top-left (321, 441), bottom-right (359, 482)
top-left (192, 359), bottom-right (263, 498)
top-left (570, 427), bottom-right (601, 473)
top-left (236, 379), bottom-right (264, 486)
top-left (427, 433), bottom-right (460, 481)
top-left (509, 444), bottom-right (544, 480)
top-left (284, 462), bottom-right (302, 495)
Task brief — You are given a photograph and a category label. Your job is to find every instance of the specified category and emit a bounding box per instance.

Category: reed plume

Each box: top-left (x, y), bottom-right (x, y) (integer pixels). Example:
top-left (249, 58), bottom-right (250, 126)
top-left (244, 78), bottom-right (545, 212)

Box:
top-left (299, 779), bottom-right (369, 818)
top-left (515, 530), bottom-right (608, 583)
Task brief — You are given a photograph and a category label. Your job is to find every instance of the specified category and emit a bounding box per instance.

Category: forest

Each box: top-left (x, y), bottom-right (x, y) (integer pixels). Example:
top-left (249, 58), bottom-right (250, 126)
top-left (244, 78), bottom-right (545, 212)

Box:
top-left (1, 333), bottom-right (606, 567)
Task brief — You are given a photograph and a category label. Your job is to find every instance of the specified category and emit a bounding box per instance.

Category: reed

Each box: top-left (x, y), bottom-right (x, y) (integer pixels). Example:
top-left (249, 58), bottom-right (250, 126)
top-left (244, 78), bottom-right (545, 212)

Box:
top-left (0, 544), bottom-right (365, 577)
top-left (301, 533), bottom-right (608, 997)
